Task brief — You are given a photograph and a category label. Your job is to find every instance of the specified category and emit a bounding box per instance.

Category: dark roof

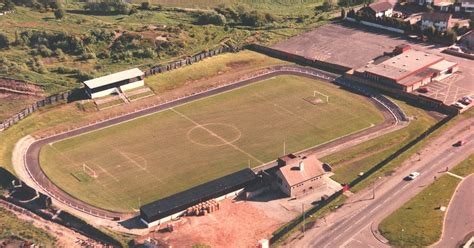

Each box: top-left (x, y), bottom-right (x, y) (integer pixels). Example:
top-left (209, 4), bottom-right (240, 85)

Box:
top-left (368, 1), bottom-right (393, 12)
top-left (140, 168), bottom-right (256, 223)
top-left (421, 12), bottom-right (452, 23)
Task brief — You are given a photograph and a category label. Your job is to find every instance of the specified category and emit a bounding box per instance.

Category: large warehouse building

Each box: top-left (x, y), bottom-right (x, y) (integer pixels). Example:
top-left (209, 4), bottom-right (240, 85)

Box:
top-left (354, 46), bottom-right (458, 92)
top-left (84, 68), bottom-right (144, 98)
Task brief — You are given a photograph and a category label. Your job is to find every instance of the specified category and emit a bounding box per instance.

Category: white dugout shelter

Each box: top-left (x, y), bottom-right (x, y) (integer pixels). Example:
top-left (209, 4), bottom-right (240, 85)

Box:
top-left (84, 68), bottom-right (145, 99)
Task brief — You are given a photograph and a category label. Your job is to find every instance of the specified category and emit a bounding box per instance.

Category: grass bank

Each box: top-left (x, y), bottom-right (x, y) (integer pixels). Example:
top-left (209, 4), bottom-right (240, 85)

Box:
top-left (145, 50), bottom-right (289, 92)
top-left (379, 155), bottom-right (474, 247)
top-left (0, 207), bottom-right (57, 247)
top-left (322, 99), bottom-right (438, 190)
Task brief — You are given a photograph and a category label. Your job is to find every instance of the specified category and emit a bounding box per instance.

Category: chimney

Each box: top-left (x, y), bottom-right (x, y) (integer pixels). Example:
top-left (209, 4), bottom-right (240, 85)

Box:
top-left (299, 161), bottom-right (304, 171)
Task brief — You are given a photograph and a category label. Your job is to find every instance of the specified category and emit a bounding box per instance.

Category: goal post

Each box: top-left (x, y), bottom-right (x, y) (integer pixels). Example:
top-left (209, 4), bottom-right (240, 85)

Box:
top-left (313, 90), bottom-right (329, 103)
top-left (83, 163), bottom-right (98, 178)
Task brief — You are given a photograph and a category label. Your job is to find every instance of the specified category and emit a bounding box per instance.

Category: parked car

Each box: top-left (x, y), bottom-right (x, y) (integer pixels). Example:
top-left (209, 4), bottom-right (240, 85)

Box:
top-left (460, 96), bottom-right (472, 105)
top-left (406, 172), bottom-right (420, 180)
top-left (453, 102), bottom-right (467, 109)
top-left (453, 140), bottom-right (465, 147)
top-left (418, 86), bottom-right (429, 93)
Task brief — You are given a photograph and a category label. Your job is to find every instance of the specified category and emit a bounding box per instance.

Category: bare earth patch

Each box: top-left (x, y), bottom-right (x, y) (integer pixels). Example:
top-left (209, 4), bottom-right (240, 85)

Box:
top-left (152, 199), bottom-right (283, 247)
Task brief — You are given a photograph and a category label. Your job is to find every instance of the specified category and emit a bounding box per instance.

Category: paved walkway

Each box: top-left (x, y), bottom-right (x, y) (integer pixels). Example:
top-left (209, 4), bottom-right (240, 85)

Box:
top-left (434, 174), bottom-right (474, 248)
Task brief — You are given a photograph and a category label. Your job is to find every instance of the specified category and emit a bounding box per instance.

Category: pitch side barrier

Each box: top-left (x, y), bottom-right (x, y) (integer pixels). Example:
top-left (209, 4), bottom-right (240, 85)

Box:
top-left (269, 112), bottom-right (457, 245)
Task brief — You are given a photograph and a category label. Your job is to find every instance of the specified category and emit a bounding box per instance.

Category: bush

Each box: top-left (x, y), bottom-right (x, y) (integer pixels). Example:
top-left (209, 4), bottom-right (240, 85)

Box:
top-left (0, 33), bottom-right (9, 49)
top-left (140, 1), bottom-right (150, 10)
top-left (196, 11), bottom-right (226, 26)
top-left (38, 45), bottom-right (53, 57)
top-left (54, 7), bottom-right (65, 20)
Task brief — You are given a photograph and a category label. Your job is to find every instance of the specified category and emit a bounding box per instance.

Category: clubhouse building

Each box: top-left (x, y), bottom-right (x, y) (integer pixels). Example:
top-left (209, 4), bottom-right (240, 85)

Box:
top-left (84, 68), bottom-right (145, 99)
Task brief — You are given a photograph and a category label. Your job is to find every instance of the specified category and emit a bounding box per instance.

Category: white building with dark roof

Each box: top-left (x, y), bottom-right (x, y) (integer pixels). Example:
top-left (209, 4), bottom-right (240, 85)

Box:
top-left (83, 68), bottom-right (144, 99)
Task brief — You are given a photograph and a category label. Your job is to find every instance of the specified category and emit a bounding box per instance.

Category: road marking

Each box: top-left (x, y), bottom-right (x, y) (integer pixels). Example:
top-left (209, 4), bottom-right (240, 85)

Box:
top-left (446, 172), bottom-right (464, 180)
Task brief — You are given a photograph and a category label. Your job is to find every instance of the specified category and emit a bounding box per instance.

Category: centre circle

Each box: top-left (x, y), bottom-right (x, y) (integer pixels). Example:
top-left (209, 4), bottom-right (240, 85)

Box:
top-left (187, 123), bottom-right (242, 147)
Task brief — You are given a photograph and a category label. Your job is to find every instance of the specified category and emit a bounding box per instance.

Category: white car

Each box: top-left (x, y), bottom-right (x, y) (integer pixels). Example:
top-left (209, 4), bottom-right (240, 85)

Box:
top-left (406, 172), bottom-right (420, 180)
top-left (453, 102), bottom-right (467, 109)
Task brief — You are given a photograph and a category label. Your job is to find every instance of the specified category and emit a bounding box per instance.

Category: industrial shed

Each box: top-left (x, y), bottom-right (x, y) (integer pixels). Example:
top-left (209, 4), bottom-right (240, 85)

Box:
top-left (83, 68), bottom-right (144, 99)
top-left (140, 168), bottom-right (256, 227)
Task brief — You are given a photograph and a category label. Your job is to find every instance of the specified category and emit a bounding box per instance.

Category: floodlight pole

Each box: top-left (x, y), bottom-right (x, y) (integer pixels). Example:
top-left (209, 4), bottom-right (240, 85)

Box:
top-left (283, 141), bottom-right (286, 156)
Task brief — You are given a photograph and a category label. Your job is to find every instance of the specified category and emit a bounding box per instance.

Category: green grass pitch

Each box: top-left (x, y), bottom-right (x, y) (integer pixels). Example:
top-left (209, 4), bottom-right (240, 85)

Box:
top-left (40, 75), bottom-right (384, 212)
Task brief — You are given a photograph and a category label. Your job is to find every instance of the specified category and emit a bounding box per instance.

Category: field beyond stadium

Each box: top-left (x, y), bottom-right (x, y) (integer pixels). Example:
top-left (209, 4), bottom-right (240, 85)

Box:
top-left (40, 75), bottom-right (384, 212)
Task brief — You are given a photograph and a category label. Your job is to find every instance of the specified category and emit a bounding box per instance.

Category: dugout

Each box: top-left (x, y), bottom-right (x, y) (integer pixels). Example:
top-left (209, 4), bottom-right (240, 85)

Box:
top-left (140, 168), bottom-right (256, 227)
top-left (83, 68), bottom-right (144, 99)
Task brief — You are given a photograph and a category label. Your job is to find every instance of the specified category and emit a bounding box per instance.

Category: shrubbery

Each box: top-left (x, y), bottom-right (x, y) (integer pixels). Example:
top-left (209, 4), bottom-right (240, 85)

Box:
top-left (213, 5), bottom-right (277, 27)
top-left (195, 11), bottom-right (226, 26)
top-left (84, 0), bottom-right (133, 15)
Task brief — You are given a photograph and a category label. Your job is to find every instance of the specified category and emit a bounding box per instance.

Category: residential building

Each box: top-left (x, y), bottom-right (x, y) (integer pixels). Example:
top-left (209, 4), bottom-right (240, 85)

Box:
top-left (421, 12), bottom-right (452, 32)
top-left (360, 1), bottom-right (394, 18)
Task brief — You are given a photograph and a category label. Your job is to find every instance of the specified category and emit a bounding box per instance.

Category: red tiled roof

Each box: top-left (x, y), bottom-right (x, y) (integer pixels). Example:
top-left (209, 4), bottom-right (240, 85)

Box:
top-left (368, 1), bottom-right (394, 12)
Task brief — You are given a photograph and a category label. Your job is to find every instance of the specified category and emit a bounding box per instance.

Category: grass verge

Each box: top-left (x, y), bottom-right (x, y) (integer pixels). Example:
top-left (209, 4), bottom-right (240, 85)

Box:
top-left (379, 154), bottom-right (474, 247)
top-left (322, 99), bottom-right (438, 190)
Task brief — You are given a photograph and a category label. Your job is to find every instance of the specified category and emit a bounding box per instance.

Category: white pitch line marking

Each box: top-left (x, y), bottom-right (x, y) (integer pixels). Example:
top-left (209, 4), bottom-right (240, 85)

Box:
top-left (171, 108), bottom-right (264, 164)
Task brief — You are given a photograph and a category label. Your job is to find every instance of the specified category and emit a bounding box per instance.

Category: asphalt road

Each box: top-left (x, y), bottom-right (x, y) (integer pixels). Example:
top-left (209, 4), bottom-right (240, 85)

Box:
top-left (289, 117), bottom-right (474, 248)
top-left (21, 65), bottom-right (402, 221)
top-left (435, 174), bottom-right (474, 248)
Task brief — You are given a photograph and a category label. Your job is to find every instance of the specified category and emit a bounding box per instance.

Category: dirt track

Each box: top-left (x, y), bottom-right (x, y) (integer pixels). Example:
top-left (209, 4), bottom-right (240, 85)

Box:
top-left (13, 65), bottom-right (407, 225)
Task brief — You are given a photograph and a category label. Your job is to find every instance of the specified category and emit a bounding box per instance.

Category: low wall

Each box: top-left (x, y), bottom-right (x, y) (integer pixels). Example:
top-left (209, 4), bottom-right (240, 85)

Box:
top-left (0, 92), bottom-right (70, 131)
top-left (442, 49), bottom-right (474, 60)
top-left (245, 44), bottom-right (352, 74)
top-left (345, 17), bottom-right (405, 34)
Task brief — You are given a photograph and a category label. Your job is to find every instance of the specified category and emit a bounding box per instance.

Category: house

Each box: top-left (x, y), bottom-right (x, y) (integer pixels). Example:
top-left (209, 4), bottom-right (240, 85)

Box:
top-left (421, 12), bottom-right (452, 32)
top-left (433, 0), bottom-right (453, 11)
top-left (275, 154), bottom-right (327, 198)
top-left (460, 0), bottom-right (474, 12)
top-left (360, 1), bottom-right (394, 18)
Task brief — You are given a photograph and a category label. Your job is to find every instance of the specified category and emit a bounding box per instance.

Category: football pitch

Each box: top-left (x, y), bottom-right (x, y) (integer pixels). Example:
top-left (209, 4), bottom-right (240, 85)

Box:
top-left (40, 75), bottom-right (384, 212)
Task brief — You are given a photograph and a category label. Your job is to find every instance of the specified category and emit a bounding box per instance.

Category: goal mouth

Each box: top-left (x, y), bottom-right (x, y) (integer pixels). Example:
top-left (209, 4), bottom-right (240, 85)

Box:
top-left (83, 163), bottom-right (98, 179)
top-left (303, 96), bottom-right (324, 105)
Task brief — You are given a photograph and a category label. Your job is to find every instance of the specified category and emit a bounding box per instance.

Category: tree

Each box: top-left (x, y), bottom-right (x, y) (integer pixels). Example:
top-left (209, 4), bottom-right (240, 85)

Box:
top-left (341, 8), bottom-right (346, 19)
top-left (141, 0), bottom-right (150, 10)
top-left (321, 0), bottom-right (336, 11)
top-left (0, 33), bottom-right (10, 49)
top-left (54, 7), bottom-right (65, 20)
top-left (2, 0), bottom-right (15, 11)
